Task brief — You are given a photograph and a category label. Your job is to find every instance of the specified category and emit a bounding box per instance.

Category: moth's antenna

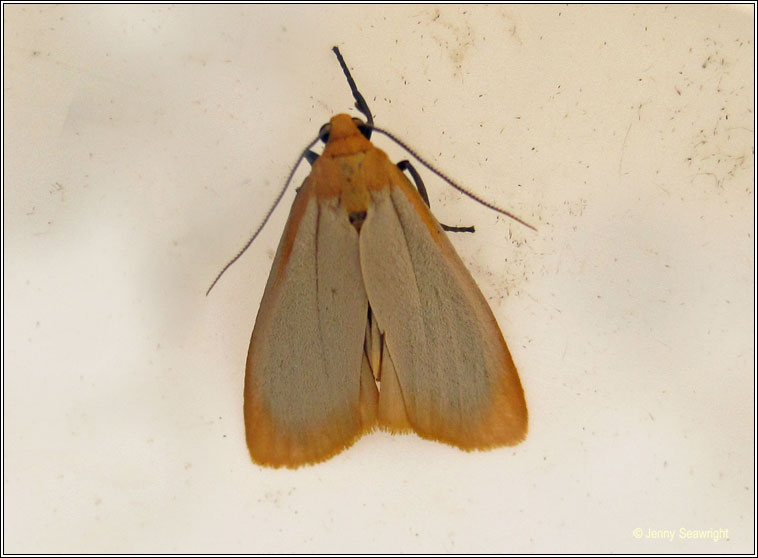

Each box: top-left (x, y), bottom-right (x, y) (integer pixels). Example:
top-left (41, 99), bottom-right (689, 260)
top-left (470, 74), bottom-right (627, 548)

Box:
top-left (208, 48), bottom-right (371, 296)
top-left (332, 46), bottom-right (373, 130)
top-left (206, 135), bottom-right (320, 296)
top-left (372, 125), bottom-right (537, 232)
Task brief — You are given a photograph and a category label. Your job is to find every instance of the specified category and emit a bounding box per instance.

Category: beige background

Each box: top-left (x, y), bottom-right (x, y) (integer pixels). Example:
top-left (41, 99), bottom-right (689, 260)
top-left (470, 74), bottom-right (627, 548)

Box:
top-left (3, 4), bottom-right (754, 553)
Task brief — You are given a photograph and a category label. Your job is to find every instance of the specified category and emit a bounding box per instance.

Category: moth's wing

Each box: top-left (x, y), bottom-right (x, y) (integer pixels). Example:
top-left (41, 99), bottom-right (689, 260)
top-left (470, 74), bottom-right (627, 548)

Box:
top-left (359, 177), bottom-right (527, 449)
top-left (244, 185), bottom-right (377, 468)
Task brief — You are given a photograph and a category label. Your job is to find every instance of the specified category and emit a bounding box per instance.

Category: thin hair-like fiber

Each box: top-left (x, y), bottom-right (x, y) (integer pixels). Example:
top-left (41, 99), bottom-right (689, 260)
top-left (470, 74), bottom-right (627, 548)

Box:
top-left (371, 126), bottom-right (536, 232)
top-left (206, 134), bottom-right (321, 295)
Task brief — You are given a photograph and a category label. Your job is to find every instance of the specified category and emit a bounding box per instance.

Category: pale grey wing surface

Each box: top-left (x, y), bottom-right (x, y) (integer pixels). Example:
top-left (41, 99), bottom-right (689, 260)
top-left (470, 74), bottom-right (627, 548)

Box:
top-left (245, 192), bottom-right (371, 467)
top-left (359, 184), bottom-right (526, 448)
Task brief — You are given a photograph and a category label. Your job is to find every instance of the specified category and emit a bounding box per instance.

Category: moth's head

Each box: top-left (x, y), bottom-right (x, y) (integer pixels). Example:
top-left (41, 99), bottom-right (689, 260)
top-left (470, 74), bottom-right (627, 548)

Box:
top-left (318, 113), bottom-right (372, 144)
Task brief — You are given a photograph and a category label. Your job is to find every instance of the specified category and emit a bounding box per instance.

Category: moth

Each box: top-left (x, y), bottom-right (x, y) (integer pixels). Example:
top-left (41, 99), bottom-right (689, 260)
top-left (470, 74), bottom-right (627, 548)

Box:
top-left (211, 47), bottom-right (530, 468)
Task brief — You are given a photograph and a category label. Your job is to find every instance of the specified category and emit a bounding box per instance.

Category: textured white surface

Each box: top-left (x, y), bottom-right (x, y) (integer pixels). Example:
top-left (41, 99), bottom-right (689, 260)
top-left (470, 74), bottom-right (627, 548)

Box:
top-left (3, 4), bottom-right (754, 553)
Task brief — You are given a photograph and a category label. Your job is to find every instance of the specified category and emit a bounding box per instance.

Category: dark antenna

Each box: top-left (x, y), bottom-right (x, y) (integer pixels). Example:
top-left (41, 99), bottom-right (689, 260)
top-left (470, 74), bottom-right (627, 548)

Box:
top-left (372, 125), bottom-right (536, 232)
top-left (205, 135), bottom-right (319, 296)
top-left (332, 46), bottom-right (373, 129)
top-left (207, 47), bottom-right (371, 296)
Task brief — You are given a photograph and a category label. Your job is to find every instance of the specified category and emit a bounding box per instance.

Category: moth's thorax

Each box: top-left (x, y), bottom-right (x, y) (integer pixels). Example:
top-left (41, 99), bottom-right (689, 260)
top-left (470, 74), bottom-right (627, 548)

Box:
top-left (311, 114), bottom-right (398, 216)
